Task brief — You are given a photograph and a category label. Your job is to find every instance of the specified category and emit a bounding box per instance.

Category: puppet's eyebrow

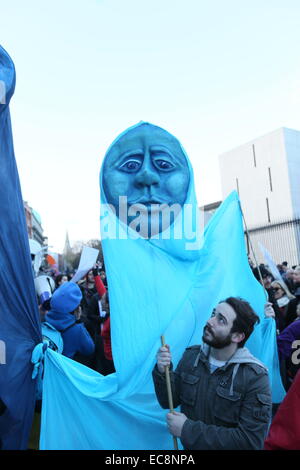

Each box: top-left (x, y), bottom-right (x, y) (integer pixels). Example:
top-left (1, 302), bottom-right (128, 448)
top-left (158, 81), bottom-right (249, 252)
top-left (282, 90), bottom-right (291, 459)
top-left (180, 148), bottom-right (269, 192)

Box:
top-left (149, 145), bottom-right (173, 155)
top-left (110, 149), bottom-right (144, 165)
top-left (119, 149), bottom-right (144, 159)
top-left (150, 145), bottom-right (186, 164)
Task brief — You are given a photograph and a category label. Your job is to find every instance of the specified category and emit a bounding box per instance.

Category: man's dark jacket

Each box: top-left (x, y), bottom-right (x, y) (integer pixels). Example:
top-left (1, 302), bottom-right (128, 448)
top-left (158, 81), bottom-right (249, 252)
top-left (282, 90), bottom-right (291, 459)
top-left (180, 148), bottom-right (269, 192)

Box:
top-left (153, 345), bottom-right (272, 450)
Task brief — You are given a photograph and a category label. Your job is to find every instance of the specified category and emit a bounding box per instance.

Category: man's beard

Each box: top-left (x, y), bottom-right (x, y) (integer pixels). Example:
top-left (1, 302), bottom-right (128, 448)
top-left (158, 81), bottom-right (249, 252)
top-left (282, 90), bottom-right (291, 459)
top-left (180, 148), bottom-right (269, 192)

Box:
top-left (202, 326), bottom-right (233, 349)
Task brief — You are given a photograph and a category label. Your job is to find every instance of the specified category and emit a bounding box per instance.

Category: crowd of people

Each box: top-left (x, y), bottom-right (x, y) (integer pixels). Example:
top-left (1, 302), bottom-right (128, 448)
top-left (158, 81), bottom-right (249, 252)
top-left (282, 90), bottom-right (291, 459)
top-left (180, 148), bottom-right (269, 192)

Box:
top-left (251, 260), bottom-right (300, 391)
top-left (38, 263), bottom-right (115, 377)
top-left (28, 255), bottom-right (300, 451)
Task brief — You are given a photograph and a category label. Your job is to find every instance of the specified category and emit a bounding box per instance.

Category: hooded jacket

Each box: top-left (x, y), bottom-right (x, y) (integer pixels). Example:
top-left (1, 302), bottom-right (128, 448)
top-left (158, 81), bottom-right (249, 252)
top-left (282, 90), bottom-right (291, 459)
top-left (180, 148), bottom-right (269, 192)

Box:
top-left (153, 344), bottom-right (271, 450)
top-left (45, 282), bottom-right (95, 359)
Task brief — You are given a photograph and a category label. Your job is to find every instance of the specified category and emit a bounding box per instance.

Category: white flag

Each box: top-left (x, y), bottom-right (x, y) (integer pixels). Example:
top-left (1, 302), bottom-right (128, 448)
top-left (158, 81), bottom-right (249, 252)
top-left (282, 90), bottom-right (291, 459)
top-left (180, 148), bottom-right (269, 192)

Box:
top-left (71, 246), bottom-right (99, 283)
top-left (258, 242), bottom-right (282, 281)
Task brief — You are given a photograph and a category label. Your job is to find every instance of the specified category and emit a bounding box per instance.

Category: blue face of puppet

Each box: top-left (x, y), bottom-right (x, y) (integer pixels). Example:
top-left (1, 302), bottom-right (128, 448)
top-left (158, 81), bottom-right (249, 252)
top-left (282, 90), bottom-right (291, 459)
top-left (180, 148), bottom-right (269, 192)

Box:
top-left (102, 123), bottom-right (190, 236)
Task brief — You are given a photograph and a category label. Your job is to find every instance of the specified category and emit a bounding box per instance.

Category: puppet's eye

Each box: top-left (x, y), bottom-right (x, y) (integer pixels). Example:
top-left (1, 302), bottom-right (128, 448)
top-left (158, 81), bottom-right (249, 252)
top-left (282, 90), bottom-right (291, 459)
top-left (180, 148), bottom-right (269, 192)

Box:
top-left (119, 159), bottom-right (142, 172)
top-left (154, 160), bottom-right (174, 170)
top-left (152, 158), bottom-right (175, 171)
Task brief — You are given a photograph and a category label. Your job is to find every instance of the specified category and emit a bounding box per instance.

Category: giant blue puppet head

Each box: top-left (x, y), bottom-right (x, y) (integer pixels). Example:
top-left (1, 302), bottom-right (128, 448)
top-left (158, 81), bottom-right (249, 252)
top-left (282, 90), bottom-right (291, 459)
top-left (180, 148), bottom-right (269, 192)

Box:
top-left (102, 122), bottom-right (193, 238)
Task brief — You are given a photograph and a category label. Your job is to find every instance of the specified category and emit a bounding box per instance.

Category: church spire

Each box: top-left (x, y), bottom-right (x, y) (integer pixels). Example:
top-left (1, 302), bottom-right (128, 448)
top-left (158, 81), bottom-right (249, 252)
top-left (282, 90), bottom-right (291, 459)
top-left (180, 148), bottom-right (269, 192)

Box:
top-left (63, 231), bottom-right (71, 255)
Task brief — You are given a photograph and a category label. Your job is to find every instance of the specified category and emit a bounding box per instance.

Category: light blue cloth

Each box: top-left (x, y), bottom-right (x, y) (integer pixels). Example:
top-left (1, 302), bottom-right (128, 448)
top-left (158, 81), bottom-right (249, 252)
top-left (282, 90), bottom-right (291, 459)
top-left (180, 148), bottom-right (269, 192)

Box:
top-left (40, 124), bottom-right (285, 450)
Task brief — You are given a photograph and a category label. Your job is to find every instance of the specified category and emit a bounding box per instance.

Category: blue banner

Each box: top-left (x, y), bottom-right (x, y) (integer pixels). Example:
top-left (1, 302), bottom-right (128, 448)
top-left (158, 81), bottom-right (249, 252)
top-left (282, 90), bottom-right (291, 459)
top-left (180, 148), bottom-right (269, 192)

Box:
top-left (0, 45), bottom-right (41, 450)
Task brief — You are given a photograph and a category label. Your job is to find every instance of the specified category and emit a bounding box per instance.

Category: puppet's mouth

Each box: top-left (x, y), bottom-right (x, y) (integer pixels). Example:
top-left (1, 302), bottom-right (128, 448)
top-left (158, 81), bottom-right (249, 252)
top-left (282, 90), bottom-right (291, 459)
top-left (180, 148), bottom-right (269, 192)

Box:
top-left (130, 198), bottom-right (165, 206)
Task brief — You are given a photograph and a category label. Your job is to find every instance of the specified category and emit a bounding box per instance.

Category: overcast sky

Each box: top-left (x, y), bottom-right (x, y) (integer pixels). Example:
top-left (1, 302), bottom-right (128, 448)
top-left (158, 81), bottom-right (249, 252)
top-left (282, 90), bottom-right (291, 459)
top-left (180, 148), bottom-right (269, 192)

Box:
top-left (1, 0), bottom-right (300, 252)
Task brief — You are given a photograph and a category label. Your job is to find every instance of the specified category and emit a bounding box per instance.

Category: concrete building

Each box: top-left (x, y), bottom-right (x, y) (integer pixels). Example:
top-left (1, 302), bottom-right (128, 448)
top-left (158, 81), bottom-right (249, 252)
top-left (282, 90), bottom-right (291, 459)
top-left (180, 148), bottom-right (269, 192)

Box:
top-left (31, 209), bottom-right (45, 246)
top-left (219, 127), bottom-right (300, 266)
top-left (23, 201), bottom-right (33, 238)
top-left (24, 201), bottom-right (45, 245)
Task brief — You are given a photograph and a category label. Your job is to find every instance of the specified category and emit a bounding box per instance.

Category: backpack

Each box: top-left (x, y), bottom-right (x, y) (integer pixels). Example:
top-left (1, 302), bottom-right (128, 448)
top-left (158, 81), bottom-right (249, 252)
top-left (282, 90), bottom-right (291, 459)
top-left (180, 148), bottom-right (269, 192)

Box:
top-left (35, 322), bottom-right (76, 401)
top-left (41, 322), bottom-right (64, 354)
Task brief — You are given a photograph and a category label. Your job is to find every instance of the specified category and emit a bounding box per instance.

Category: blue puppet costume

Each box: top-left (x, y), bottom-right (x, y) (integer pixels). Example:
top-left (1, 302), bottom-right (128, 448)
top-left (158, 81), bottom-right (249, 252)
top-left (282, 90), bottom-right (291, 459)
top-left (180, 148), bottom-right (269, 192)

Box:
top-left (0, 46), bottom-right (42, 449)
top-left (38, 122), bottom-right (285, 450)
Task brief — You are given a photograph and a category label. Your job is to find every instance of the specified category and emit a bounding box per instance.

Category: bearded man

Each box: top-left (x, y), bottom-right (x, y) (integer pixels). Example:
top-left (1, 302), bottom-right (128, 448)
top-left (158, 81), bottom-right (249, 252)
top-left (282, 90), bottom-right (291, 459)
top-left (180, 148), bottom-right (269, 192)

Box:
top-left (153, 297), bottom-right (272, 450)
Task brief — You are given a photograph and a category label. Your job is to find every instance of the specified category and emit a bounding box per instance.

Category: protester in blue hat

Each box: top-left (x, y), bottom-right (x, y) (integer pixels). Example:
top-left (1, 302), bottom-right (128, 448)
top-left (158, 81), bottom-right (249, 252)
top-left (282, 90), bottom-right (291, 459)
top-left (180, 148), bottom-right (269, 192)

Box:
top-left (45, 282), bottom-right (95, 359)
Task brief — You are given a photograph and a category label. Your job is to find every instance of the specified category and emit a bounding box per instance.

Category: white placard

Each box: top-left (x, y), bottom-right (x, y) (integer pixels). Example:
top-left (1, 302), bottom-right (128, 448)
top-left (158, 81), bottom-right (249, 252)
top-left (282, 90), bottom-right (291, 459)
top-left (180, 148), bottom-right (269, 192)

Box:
top-left (71, 246), bottom-right (99, 283)
top-left (98, 300), bottom-right (106, 318)
top-left (258, 242), bottom-right (283, 281)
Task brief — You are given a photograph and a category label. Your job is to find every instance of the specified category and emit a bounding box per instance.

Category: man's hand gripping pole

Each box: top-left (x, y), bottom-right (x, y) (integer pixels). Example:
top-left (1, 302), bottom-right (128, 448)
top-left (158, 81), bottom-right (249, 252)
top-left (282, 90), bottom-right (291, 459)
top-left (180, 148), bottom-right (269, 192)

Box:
top-left (160, 335), bottom-right (178, 450)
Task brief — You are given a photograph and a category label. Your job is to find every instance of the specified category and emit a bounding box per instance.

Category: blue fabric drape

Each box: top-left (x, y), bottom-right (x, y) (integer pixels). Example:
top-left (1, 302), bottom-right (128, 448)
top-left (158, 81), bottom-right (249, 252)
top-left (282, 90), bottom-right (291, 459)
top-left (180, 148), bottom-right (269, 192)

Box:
top-left (39, 124), bottom-right (285, 450)
top-left (0, 45), bottom-right (42, 450)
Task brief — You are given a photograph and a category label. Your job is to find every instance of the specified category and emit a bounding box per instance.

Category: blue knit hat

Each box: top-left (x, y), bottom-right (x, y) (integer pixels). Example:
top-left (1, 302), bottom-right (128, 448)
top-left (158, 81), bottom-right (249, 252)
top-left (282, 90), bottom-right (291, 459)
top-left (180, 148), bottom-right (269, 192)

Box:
top-left (50, 282), bottom-right (82, 313)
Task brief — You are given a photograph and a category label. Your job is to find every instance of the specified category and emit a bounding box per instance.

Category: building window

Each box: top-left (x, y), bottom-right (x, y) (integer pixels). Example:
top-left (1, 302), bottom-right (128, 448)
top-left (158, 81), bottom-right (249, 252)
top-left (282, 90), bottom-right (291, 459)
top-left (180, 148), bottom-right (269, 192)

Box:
top-left (266, 197), bottom-right (271, 223)
top-left (268, 167), bottom-right (273, 192)
top-left (236, 178), bottom-right (240, 196)
top-left (252, 144), bottom-right (256, 167)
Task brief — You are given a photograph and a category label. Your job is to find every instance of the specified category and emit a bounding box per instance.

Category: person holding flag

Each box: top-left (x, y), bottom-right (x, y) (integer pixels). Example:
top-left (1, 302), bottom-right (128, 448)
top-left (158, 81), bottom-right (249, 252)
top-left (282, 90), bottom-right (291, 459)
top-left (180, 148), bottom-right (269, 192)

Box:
top-left (153, 298), bottom-right (272, 450)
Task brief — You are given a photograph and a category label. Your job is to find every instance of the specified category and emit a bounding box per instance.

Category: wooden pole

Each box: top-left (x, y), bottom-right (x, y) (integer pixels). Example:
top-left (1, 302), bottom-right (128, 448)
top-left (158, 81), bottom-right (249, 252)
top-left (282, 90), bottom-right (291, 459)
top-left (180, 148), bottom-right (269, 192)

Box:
top-left (161, 335), bottom-right (178, 450)
top-left (238, 200), bottom-right (268, 301)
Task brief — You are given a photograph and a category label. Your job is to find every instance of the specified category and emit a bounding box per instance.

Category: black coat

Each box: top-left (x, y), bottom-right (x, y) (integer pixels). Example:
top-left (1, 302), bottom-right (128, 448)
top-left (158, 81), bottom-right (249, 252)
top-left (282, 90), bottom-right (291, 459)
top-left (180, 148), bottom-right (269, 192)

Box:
top-left (285, 297), bottom-right (300, 327)
top-left (266, 288), bottom-right (285, 332)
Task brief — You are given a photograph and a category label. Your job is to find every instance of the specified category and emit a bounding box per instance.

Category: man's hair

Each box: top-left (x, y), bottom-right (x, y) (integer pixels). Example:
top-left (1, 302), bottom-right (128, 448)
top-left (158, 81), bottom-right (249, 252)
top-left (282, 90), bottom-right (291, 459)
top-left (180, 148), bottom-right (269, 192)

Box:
top-left (252, 266), bottom-right (271, 282)
top-left (55, 273), bottom-right (64, 288)
top-left (224, 297), bottom-right (260, 348)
